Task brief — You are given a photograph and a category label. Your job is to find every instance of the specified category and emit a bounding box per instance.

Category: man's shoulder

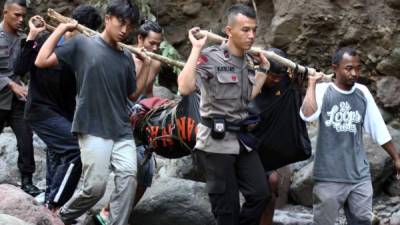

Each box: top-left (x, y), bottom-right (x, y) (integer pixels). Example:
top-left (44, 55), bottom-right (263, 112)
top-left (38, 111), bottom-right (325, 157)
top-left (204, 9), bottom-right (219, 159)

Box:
top-left (201, 45), bottom-right (222, 57)
top-left (353, 83), bottom-right (369, 93)
top-left (316, 82), bottom-right (331, 94)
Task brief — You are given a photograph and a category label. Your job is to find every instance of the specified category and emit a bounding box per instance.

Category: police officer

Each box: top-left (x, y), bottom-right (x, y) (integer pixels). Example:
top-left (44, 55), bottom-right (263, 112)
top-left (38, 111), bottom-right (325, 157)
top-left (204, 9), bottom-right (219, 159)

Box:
top-left (0, 0), bottom-right (40, 196)
top-left (178, 4), bottom-right (270, 225)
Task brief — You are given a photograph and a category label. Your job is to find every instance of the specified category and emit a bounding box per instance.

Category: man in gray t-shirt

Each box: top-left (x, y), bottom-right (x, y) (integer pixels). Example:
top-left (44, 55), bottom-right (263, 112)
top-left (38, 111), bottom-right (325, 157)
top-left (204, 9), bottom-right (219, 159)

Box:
top-left (35, 2), bottom-right (150, 225)
top-left (301, 47), bottom-right (400, 225)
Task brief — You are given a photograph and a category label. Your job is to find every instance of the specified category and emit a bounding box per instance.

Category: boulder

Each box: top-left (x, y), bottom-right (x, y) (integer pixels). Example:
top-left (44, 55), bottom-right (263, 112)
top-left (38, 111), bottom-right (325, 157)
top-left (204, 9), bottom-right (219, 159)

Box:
top-left (376, 76), bottom-right (400, 108)
top-left (391, 210), bottom-right (400, 225)
top-left (377, 48), bottom-right (400, 78)
top-left (273, 210), bottom-right (313, 225)
top-left (289, 162), bottom-right (314, 207)
top-left (0, 214), bottom-right (33, 225)
top-left (182, 2), bottom-right (202, 17)
top-left (156, 155), bottom-right (205, 182)
top-left (386, 0), bottom-right (400, 9)
top-left (0, 184), bottom-right (63, 225)
top-left (0, 130), bottom-right (46, 187)
top-left (130, 177), bottom-right (215, 225)
top-left (270, 14), bottom-right (301, 47)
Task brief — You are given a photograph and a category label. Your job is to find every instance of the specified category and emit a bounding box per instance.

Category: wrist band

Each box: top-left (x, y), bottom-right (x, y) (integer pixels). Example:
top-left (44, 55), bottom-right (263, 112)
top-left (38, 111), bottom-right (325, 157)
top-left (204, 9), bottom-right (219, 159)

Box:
top-left (257, 66), bottom-right (269, 74)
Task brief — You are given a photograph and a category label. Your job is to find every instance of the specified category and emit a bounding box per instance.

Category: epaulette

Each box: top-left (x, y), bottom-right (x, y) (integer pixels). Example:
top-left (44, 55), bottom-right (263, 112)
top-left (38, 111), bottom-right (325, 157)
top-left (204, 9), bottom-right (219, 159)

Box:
top-left (201, 45), bottom-right (220, 54)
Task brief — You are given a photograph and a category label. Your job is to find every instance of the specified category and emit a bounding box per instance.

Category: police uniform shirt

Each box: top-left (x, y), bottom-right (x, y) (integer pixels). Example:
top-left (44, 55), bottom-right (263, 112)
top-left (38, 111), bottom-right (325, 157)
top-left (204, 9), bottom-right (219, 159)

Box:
top-left (0, 22), bottom-right (26, 110)
top-left (194, 42), bottom-right (256, 154)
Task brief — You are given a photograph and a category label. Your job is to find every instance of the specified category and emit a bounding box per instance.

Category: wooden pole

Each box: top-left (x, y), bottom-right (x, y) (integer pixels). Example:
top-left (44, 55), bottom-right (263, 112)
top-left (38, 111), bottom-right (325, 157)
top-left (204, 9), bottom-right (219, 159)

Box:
top-left (196, 30), bottom-right (333, 81)
top-left (47, 8), bottom-right (185, 69)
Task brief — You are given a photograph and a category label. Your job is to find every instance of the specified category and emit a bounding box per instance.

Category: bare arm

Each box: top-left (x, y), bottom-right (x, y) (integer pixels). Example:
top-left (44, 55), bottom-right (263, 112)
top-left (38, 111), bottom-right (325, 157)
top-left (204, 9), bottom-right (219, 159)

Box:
top-left (382, 141), bottom-right (400, 177)
top-left (250, 53), bottom-right (270, 99)
top-left (177, 27), bottom-right (207, 96)
top-left (301, 70), bottom-right (323, 117)
top-left (250, 72), bottom-right (267, 99)
top-left (35, 21), bottom-right (77, 68)
top-left (145, 60), bottom-right (161, 97)
top-left (129, 51), bottom-right (151, 101)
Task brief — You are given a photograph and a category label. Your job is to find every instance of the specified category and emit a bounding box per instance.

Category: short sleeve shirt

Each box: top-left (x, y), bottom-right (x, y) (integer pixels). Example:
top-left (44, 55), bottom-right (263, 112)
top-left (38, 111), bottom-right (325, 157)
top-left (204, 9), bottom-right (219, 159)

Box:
top-left (55, 34), bottom-right (136, 140)
top-left (194, 43), bottom-right (256, 154)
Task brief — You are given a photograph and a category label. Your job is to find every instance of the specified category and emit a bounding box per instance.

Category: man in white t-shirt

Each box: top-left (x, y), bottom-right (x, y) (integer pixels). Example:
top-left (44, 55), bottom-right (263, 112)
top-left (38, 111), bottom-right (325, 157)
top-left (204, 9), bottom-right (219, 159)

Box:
top-left (300, 47), bottom-right (400, 225)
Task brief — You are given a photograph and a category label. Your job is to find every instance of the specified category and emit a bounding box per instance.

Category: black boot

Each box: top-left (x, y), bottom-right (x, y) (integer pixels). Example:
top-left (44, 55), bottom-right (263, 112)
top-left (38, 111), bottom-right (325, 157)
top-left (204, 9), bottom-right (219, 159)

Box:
top-left (21, 175), bottom-right (42, 197)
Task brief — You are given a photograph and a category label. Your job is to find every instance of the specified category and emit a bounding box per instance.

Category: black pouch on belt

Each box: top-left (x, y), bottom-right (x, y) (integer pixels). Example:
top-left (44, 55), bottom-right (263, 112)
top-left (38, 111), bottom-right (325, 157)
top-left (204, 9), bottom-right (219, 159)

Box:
top-left (211, 117), bottom-right (226, 139)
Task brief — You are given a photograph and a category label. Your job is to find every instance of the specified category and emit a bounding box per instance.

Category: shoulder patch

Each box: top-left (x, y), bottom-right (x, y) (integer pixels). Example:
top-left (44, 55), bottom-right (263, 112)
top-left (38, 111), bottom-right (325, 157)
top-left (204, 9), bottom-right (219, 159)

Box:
top-left (197, 55), bottom-right (208, 65)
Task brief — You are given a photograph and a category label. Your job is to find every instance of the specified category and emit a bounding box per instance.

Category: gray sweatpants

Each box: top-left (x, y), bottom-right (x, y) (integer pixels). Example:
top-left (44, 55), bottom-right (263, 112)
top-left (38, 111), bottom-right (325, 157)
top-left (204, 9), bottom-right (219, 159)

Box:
top-left (59, 135), bottom-right (138, 225)
top-left (312, 180), bottom-right (373, 225)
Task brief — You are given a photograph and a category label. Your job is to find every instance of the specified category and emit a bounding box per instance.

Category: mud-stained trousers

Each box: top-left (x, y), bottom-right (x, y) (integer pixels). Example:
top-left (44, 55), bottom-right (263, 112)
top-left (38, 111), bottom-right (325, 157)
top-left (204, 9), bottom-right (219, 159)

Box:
top-left (195, 149), bottom-right (270, 225)
top-left (59, 134), bottom-right (137, 225)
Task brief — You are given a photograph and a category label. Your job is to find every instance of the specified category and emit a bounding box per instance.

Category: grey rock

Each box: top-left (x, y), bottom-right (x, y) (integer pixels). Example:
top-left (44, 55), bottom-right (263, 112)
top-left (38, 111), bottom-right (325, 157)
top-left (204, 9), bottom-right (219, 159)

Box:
top-left (377, 76), bottom-right (400, 108)
top-left (182, 2), bottom-right (202, 17)
top-left (386, 0), bottom-right (400, 9)
top-left (391, 210), bottom-right (400, 225)
top-left (0, 184), bottom-right (63, 225)
top-left (0, 214), bottom-right (33, 225)
top-left (130, 177), bottom-right (215, 225)
top-left (377, 48), bottom-right (400, 78)
top-left (289, 162), bottom-right (314, 207)
top-left (273, 210), bottom-right (313, 225)
top-left (156, 155), bottom-right (205, 182)
top-left (270, 15), bottom-right (301, 47)
top-left (0, 131), bottom-right (46, 188)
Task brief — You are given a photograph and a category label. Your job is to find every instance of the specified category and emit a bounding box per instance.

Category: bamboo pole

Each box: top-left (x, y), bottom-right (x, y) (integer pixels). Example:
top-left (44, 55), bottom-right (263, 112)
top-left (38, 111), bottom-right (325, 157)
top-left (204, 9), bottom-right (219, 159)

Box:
top-left (196, 30), bottom-right (333, 81)
top-left (47, 8), bottom-right (185, 69)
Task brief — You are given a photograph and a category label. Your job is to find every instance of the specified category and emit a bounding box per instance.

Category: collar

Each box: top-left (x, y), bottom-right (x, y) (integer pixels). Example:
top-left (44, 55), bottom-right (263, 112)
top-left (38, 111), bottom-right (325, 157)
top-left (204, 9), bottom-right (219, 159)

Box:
top-left (330, 82), bottom-right (357, 94)
top-left (219, 41), bottom-right (252, 69)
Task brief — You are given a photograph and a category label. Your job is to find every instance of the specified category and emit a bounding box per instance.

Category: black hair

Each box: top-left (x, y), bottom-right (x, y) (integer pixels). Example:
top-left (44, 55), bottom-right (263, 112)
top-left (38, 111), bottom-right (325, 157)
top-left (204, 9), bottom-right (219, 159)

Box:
top-left (267, 48), bottom-right (288, 76)
top-left (226, 4), bottom-right (256, 24)
top-left (4, 0), bottom-right (26, 7)
top-left (332, 47), bottom-right (358, 65)
top-left (137, 20), bottom-right (162, 38)
top-left (106, 0), bottom-right (140, 26)
top-left (72, 5), bottom-right (102, 30)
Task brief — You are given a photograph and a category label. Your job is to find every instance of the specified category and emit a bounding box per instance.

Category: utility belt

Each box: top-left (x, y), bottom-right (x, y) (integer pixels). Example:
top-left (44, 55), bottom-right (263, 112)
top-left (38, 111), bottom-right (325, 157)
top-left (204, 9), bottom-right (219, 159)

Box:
top-left (201, 116), bottom-right (259, 140)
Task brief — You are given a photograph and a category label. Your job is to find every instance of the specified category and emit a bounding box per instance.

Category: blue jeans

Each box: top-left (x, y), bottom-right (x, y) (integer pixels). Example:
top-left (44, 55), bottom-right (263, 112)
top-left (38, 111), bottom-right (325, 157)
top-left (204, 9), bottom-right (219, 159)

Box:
top-left (137, 145), bottom-right (154, 187)
top-left (29, 116), bottom-right (81, 208)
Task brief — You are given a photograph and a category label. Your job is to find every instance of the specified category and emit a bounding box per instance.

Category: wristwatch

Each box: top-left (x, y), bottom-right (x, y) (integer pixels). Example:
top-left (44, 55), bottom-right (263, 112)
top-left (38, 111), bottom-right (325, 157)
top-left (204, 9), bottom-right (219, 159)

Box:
top-left (257, 65), bottom-right (269, 74)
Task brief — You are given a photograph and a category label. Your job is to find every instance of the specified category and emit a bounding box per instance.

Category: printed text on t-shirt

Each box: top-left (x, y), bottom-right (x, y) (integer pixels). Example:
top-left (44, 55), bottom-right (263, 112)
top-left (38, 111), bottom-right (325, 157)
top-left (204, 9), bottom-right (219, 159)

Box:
top-left (325, 101), bottom-right (361, 133)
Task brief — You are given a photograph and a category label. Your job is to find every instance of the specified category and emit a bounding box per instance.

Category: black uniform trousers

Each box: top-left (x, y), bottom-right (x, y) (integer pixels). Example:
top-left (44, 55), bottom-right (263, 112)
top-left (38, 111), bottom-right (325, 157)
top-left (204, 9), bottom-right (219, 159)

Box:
top-left (0, 97), bottom-right (35, 176)
top-left (195, 148), bottom-right (270, 225)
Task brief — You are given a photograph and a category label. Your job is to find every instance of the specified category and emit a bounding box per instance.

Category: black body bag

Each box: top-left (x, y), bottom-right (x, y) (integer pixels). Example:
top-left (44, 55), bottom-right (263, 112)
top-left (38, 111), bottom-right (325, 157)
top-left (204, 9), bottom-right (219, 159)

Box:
top-left (252, 81), bottom-right (312, 171)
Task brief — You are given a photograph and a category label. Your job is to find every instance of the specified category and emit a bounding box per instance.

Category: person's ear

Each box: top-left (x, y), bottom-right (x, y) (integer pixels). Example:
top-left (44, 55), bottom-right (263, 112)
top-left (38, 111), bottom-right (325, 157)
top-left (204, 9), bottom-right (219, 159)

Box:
top-left (137, 35), bottom-right (144, 43)
top-left (104, 15), bottom-right (111, 25)
top-left (332, 64), bottom-right (338, 72)
top-left (225, 26), bottom-right (232, 38)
